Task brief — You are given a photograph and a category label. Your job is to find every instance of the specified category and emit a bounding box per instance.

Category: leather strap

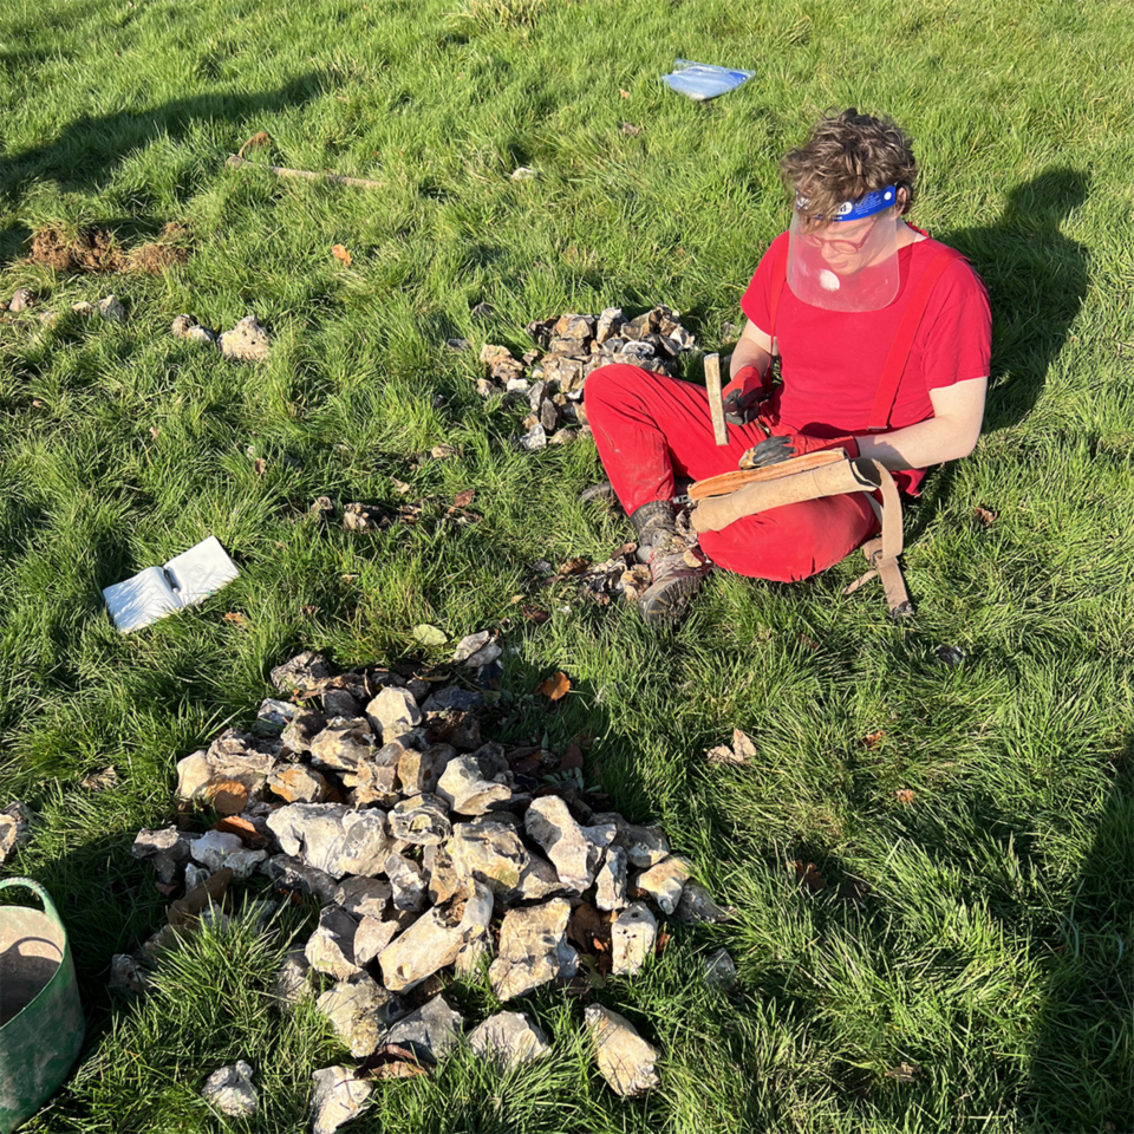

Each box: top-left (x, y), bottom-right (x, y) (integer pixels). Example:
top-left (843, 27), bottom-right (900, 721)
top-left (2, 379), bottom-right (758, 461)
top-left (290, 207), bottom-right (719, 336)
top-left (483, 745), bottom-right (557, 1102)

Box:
top-left (867, 247), bottom-right (964, 431)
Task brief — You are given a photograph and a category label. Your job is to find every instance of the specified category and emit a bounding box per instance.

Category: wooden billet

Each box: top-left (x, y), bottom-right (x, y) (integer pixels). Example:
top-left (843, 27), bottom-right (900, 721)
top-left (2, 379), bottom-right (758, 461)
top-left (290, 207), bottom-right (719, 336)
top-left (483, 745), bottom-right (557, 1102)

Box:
top-left (704, 353), bottom-right (728, 446)
top-left (689, 449), bottom-right (847, 500)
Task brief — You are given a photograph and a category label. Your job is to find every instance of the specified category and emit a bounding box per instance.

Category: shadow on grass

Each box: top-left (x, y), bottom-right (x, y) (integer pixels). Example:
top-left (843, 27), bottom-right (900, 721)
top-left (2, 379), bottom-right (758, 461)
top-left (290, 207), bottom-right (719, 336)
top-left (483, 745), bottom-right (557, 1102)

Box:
top-left (907, 167), bottom-right (1089, 545)
top-left (1024, 753), bottom-right (1133, 1131)
top-left (0, 71), bottom-right (324, 202)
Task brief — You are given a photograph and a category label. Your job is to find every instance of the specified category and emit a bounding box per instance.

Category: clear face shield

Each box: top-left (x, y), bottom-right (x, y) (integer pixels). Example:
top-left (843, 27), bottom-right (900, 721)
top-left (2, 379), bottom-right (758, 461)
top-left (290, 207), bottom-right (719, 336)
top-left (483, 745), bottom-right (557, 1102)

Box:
top-left (786, 185), bottom-right (902, 312)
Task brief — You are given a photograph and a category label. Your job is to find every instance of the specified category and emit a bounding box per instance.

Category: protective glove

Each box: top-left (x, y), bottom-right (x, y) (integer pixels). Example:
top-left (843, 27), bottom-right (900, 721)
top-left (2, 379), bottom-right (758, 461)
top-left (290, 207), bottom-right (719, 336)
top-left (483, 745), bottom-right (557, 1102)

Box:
top-left (720, 364), bottom-right (768, 426)
top-left (739, 430), bottom-right (859, 470)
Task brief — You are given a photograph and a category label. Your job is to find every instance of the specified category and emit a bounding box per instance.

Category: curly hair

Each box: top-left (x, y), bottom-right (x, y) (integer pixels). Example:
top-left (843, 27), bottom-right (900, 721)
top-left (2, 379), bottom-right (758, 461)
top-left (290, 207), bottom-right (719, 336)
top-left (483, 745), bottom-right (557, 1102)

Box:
top-left (780, 108), bottom-right (917, 228)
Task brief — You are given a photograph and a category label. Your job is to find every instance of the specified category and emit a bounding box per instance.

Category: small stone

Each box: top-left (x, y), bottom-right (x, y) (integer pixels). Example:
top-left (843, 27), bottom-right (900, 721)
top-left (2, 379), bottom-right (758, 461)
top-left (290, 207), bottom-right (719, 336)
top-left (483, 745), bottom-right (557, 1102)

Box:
top-left (201, 1061), bottom-right (258, 1118)
top-left (267, 763), bottom-right (330, 803)
top-left (311, 1066), bottom-right (373, 1134)
top-left (323, 689), bottom-right (361, 718)
top-left (81, 766), bottom-right (119, 790)
top-left (376, 994), bottom-right (464, 1063)
top-left (425, 844), bottom-right (461, 906)
top-left (108, 953), bottom-right (148, 995)
top-left (38, 309), bottom-right (58, 328)
top-left (519, 423), bottom-right (547, 451)
top-left (676, 881), bottom-right (733, 924)
top-left (468, 1012), bottom-right (551, 1069)
top-left (470, 302), bottom-right (495, 320)
top-left (204, 778), bottom-right (249, 816)
top-left (634, 856), bottom-right (691, 915)
top-left (452, 878), bottom-right (494, 977)
top-left (8, 287), bottom-right (34, 312)
top-left (396, 743), bottom-right (455, 796)
top-left (271, 650), bottom-right (333, 693)
top-left (445, 338), bottom-right (470, 352)
top-left (343, 756), bottom-right (401, 808)
top-left (523, 795), bottom-right (616, 892)
top-left (98, 294), bottom-right (127, 322)
top-left (272, 948), bottom-right (313, 1008)
top-left (254, 697), bottom-right (298, 735)
top-left (0, 802), bottom-right (33, 864)
top-left (548, 427), bottom-right (577, 445)
top-left (437, 752), bottom-right (512, 816)
top-left (317, 972), bottom-right (406, 1056)
top-left (281, 710), bottom-right (328, 755)
top-left (595, 845), bottom-right (629, 912)
top-left (596, 814), bottom-right (670, 868)
top-left (611, 902), bottom-right (657, 976)
top-left (262, 854), bottom-right (338, 904)
top-left (220, 314), bottom-right (270, 361)
top-left (585, 1005), bottom-right (660, 1097)
top-left (510, 165), bottom-right (538, 180)
top-left (333, 876), bottom-right (391, 920)
top-left (365, 686), bottom-right (422, 744)
top-left (447, 816), bottom-right (529, 892)
top-left (385, 852), bottom-right (429, 913)
top-left (352, 915), bottom-right (403, 965)
top-left (936, 644), bottom-right (965, 666)
top-left (189, 830), bottom-right (245, 872)
top-left (389, 793), bottom-right (451, 845)
top-left (488, 898), bottom-right (578, 1001)
top-left (171, 313), bottom-right (196, 338)
top-left (420, 686), bottom-right (482, 714)
top-left (306, 906), bottom-right (362, 980)
top-left (266, 804), bottom-right (391, 879)
top-left (309, 718), bottom-right (378, 772)
top-left (184, 863), bottom-right (211, 891)
top-left (702, 948), bottom-right (737, 987)
top-left (463, 640), bottom-right (502, 669)
top-left (186, 325), bottom-right (218, 345)
top-left (378, 907), bottom-right (463, 992)
top-left (452, 630), bottom-right (491, 663)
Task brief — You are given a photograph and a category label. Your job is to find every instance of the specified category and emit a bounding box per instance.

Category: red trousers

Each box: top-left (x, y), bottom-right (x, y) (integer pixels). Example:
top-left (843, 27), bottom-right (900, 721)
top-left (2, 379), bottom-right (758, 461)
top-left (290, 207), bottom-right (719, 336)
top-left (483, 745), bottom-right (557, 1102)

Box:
top-left (584, 364), bottom-right (880, 582)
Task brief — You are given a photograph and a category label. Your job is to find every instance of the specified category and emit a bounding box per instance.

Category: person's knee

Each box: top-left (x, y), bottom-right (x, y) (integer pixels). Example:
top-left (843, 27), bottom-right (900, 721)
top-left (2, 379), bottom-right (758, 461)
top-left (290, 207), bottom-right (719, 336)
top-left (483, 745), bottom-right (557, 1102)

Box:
top-left (583, 363), bottom-right (652, 417)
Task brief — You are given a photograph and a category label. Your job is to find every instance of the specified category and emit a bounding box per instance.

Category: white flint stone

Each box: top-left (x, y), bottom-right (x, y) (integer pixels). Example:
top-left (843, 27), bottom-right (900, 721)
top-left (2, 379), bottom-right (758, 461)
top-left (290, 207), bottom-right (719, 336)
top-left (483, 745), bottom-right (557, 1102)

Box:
top-left (385, 852), bottom-right (429, 912)
top-left (317, 972), bottom-right (404, 1056)
top-left (226, 848), bottom-right (268, 880)
top-left (595, 845), bottom-right (629, 911)
top-left (308, 718), bottom-right (377, 771)
top-left (219, 314), bottom-right (270, 362)
top-left (272, 948), bottom-right (313, 1008)
top-left (377, 994), bottom-right (463, 1063)
top-left (265, 804), bottom-right (391, 879)
top-left (201, 1061), bottom-right (258, 1117)
top-left (378, 907), bottom-right (463, 992)
top-left (488, 898), bottom-right (578, 1001)
top-left (447, 818), bottom-right (528, 894)
top-left (261, 854), bottom-right (338, 904)
top-left (189, 830), bottom-right (244, 871)
top-left (333, 876), bottom-right (391, 920)
top-left (437, 754), bottom-right (512, 816)
top-left (311, 1066), bottom-right (373, 1134)
top-left (676, 880), bottom-right (733, 923)
top-left (389, 793), bottom-right (451, 845)
top-left (463, 640), bottom-right (502, 668)
top-left (452, 879), bottom-right (494, 977)
top-left (108, 953), bottom-right (148, 994)
top-left (184, 864), bottom-right (211, 891)
top-left (98, 294), bottom-right (127, 322)
top-left (634, 855), bottom-right (691, 915)
top-left (523, 795), bottom-right (616, 892)
top-left (702, 948), bottom-right (737, 987)
top-left (452, 630), bottom-right (491, 662)
top-left (593, 813), bottom-right (670, 868)
top-left (611, 902), bottom-right (657, 976)
top-left (365, 686), bottom-right (421, 743)
top-left (468, 1011), bottom-right (551, 1068)
top-left (585, 1005), bottom-right (660, 1096)
top-left (352, 915), bottom-right (403, 966)
top-left (305, 906), bottom-right (361, 980)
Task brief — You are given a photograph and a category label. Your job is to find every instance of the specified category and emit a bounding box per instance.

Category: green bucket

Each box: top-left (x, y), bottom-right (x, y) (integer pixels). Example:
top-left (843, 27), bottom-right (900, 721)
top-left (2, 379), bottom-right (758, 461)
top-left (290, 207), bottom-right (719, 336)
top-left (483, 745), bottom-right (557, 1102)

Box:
top-left (0, 879), bottom-right (85, 1133)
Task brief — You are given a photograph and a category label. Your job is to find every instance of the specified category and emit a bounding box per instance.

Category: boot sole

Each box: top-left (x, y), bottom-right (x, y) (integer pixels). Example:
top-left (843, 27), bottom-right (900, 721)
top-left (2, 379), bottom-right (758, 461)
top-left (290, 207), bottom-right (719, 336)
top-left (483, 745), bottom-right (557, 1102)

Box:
top-left (638, 572), bottom-right (704, 626)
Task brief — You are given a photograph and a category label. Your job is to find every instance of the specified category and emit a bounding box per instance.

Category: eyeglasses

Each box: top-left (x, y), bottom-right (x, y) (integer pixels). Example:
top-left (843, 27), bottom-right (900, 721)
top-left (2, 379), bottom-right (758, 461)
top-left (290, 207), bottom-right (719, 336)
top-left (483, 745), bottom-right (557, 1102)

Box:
top-left (799, 217), bottom-right (879, 255)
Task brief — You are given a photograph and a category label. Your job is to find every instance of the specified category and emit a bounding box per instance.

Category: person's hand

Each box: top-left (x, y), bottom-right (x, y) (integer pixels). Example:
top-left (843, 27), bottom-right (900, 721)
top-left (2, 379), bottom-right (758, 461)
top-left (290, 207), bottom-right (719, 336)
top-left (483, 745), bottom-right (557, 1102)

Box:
top-left (720, 364), bottom-right (767, 425)
top-left (739, 430), bottom-right (859, 470)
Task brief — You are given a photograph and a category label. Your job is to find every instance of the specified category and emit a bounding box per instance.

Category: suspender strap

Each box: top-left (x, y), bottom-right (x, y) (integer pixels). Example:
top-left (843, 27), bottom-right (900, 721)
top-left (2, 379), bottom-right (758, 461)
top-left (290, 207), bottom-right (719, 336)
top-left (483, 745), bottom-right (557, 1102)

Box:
top-left (868, 247), bottom-right (964, 431)
top-left (767, 236), bottom-right (790, 363)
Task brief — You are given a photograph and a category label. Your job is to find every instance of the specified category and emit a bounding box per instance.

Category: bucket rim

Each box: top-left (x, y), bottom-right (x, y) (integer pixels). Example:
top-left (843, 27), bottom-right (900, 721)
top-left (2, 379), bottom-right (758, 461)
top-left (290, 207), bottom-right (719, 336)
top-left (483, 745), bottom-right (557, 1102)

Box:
top-left (0, 877), bottom-right (74, 1034)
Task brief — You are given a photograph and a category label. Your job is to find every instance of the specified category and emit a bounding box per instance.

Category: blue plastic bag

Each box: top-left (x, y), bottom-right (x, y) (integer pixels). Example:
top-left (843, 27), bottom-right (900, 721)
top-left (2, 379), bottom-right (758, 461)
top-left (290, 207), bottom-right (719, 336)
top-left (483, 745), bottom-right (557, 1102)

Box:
top-left (661, 59), bottom-right (755, 101)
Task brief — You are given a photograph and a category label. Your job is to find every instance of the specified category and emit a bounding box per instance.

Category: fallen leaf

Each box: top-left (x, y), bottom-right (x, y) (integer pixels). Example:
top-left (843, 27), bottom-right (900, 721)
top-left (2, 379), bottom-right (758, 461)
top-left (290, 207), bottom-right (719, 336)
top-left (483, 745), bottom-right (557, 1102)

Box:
top-left (567, 903), bottom-right (612, 952)
top-left (32, 398), bottom-right (45, 408)
top-left (412, 623), bottom-right (447, 647)
top-left (359, 1044), bottom-right (433, 1079)
top-left (430, 443), bottom-right (460, 460)
top-left (884, 1062), bottom-right (921, 1083)
top-left (792, 859), bottom-right (826, 892)
top-left (150, 426), bottom-right (160, 439)
top-left (392, 477), bottom-right (412, 494)
top-left (453, 488), bottom-right (475, 508)
top-left (211, 815), bottom-right (268, 847)
top-left (253, 457), bottom-right (267, 477)
top-left (301, 604), bottom-right (319, 617)
top-left (620, 122), bottom-right (642, 136)
top-left (522, 604), bottom-right (550, 623)
top-left (223, 612), bottom-right (249, 627)
top-left (537, 671), bottom-right (571, 701)
top-left (560, 743), bottom-right (584, 771)
top-left (896, 788), bottom-right (916, 805)
top-left (619, 88), bottom-right (631, 99)
top-left (798, 634), bottom-right (820, 652)
top-left (655, 929), bottom-right (671, 955)
top-left (332, 243), bottom-right (352, 266)
top-left (706, 744), bottom-right (738, 766)
top-left (557, 556), bottom-right (589, 576)
top-left (861, 730), bottom-right (885, 749)
top-left (974, 505), bottom-right (998, 527)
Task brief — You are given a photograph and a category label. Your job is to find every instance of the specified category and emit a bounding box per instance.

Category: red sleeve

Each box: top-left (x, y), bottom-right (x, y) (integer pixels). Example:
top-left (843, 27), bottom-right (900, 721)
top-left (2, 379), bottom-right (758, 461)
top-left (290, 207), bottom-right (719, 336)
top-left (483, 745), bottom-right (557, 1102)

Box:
top-left (916, 258), bottom-right (992, 391)
top-left (740, 231), bottom-right (791, 336)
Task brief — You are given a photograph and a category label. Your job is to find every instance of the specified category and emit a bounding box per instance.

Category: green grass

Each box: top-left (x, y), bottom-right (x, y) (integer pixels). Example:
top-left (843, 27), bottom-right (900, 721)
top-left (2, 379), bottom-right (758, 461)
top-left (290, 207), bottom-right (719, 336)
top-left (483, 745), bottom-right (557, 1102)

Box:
top-left (2, 0), bottom-right (1133, 1129)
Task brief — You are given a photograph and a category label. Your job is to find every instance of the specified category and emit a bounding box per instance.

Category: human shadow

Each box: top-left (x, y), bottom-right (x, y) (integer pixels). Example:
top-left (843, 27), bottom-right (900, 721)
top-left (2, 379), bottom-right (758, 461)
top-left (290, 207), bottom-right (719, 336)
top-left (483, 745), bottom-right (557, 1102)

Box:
top-left (0, 72), bottom-right (324, 201)
top-left (1024, 755), bottom-right (1133, 1130)
top-left (906, 168), bottom-right (1089, 543)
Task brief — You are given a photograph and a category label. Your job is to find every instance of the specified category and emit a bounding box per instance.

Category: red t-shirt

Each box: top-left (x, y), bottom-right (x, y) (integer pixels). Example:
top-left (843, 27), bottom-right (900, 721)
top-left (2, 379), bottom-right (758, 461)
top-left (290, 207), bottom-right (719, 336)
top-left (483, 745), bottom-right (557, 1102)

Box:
top-left (741, 228), bottom-right (992, 492)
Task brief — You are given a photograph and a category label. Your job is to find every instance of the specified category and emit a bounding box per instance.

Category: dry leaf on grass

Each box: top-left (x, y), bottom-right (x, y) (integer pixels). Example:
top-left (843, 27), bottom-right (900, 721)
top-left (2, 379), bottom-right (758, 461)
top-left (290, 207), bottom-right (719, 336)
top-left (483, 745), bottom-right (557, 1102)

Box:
top-left (884, 1062), bottom-right (921, 1083)
top-left (896, 788), bottom-right (916, 805)
top-left (560, 743), bottom-right (584, 772)
top-left (556, 556), bottom-right (589, 576)
top-left (792, 859), bottom-right (826, 892)
top-left (253, 457), bottom-right (267, 477)
top-left (861, 730), bottom-right (885, 748)
top-left (331, 244), bottom-right (352, 266)
top-left (223, 612), bottom-right (249, 627)
top-left (359, 1044), bottom-right (433, 1079)
top-left (620, 122), bottom-right (642, 136)
top-left (453, 488), bottom-right (475, 508)
top-left (301, 605), bottom-right (319, 617)
top-left (974, 505), bottom-right (998, 527)
top-left (537, 671), bottom-right (571, 701)
top-left (619, 88), bottom-right (631, 99)
top-left (521, 605), bottom-right (550, 623)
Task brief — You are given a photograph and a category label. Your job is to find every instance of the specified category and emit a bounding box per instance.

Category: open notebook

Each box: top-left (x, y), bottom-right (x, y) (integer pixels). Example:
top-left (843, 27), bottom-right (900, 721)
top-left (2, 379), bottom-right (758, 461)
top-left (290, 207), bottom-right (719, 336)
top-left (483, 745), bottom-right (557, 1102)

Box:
top-left (102, 536), bottom-right (239, 633)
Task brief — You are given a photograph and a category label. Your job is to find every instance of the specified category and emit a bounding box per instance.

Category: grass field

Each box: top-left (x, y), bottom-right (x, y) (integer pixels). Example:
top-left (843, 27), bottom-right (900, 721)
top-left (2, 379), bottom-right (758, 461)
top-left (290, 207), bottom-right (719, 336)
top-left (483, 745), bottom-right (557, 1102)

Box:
top-left (2, 0), bottom-right (1133, 1130)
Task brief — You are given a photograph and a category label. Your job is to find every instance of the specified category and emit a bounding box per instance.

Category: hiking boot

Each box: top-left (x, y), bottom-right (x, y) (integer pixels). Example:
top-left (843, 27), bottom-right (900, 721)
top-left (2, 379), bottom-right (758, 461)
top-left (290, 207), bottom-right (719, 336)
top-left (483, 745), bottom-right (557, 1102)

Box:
top-left (637, 535), bottom-right (710, 625)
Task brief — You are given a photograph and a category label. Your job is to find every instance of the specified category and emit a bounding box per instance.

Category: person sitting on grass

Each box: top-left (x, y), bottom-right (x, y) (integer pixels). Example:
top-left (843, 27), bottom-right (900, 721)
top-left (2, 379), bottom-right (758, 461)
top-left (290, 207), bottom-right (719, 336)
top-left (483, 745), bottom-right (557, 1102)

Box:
top-left (584, 107), bottom-right (992, 625)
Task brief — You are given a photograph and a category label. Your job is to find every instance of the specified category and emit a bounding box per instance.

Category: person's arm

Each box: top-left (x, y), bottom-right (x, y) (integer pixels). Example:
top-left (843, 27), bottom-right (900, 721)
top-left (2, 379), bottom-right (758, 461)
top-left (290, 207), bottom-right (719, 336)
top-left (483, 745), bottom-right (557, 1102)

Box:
top-left (729, 319), bottom-right (774, 383)
top-left (854, 375), bottom-right (988, 470)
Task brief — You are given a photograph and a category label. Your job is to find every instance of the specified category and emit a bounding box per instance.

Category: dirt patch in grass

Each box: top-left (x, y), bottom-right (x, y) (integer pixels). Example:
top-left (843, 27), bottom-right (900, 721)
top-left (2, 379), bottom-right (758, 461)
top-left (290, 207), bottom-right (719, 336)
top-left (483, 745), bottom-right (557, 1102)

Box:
top-left (29, 223), bottom-right (191, 274)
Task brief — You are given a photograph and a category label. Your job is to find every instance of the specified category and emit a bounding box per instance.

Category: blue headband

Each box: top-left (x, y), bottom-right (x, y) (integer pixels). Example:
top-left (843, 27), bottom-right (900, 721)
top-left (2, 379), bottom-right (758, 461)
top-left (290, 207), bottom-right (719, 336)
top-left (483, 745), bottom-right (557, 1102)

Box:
top-left (795, 184), bottom-right (898, 222)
